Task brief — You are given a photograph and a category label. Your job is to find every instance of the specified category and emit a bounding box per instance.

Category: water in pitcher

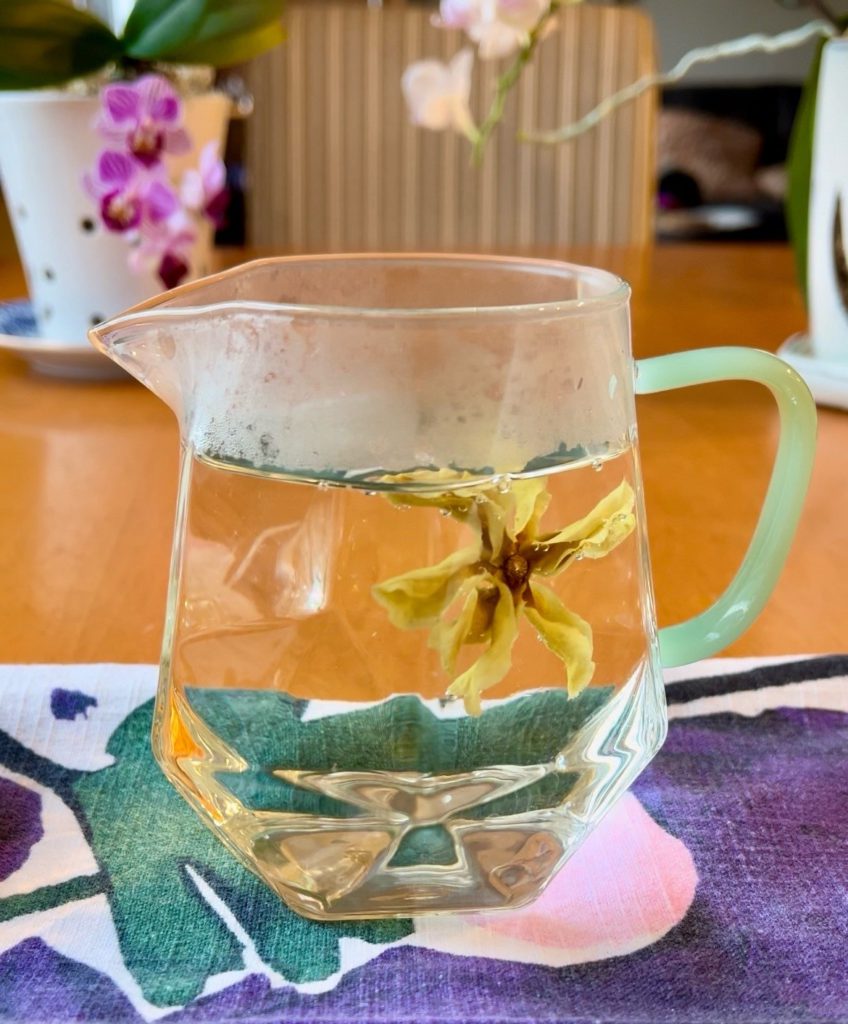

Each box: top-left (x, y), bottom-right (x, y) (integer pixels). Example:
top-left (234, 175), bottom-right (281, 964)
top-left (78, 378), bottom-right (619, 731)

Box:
top-left (154, 442), bottom-right (661, 920)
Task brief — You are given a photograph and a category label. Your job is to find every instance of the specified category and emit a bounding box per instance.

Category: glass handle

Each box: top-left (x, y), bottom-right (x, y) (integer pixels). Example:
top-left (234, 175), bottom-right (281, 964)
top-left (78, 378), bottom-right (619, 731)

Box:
top-left (635, 347), bottom-right (817, 668)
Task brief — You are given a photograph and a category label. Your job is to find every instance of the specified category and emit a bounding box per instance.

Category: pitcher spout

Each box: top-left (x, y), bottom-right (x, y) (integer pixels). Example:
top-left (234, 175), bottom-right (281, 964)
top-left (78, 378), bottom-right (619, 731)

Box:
top-left (87, 258), bottom-right (297, 430)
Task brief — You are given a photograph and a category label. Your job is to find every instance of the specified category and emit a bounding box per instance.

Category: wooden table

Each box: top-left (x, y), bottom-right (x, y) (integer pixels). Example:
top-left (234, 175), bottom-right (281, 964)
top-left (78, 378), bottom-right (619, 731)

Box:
top-left (0, 244), bottom-right (845, 664)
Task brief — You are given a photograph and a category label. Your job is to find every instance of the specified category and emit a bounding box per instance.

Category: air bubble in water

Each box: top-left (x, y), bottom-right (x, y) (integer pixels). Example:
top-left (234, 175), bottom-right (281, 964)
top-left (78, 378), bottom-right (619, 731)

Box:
top-left (493, 475), bottom-right (511, 493)
top-left (591, 458), bottom-right (603, 473)
top-left (365, 490), bottom-right (377, 498)
top-left (317, 480), bottom-right (330, 490)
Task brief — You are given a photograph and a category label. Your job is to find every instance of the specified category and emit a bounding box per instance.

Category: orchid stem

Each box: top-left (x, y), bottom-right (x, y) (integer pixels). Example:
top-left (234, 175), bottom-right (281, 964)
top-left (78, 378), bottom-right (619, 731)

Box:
top-left (471, 0), bottom-right (562, 165)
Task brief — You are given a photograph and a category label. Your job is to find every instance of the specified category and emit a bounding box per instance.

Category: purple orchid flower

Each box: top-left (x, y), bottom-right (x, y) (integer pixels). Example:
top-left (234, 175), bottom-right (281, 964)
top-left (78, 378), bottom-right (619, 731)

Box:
top-left (84, 151), bottom-right (182, 235)
top-left (129, 210), bottom-right (197, 289)
top-left (181, 142), bottom-right (230, 229)
top-left (83, 73), bottom-right (228, 291)
top-left (97, 75), bottom-right (190, 168)
top-left (83, 150), bottom-right (143, 232)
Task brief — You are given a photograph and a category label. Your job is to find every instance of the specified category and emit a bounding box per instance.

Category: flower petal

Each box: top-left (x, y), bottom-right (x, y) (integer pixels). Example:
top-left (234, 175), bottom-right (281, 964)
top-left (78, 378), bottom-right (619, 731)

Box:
top-left (496, 0), bottom-right (549, 33)
top-left (181, 167), bottom-right (205, 211)
top-left (434, 0), bottom-right (482, 30)
top-left (372, 545), bottom-right (480, 630)
top-left (378, 469), bottom-right (477, 516)
top-left (199, 141), bottom-right (227, 193)
top-left (524, 580), bottom-right (595, 696)
top-left (474, 496), bottom-right (508, 561)
top-left (402, 60), bottom-right (455, 130)
top-left (163, 127), bottom-right (192, 155)
top-left (158, 251), bottom-right (189, 289)
top-left (511, 476), bottom-right (551, 539)
top-left (97, 150), bottom-right (136, 187)
top-left (137, 74), bottom-right (181, 124)
top-left (469, 19), bottom-right (526, 59)
top-left (429, 576), bottom-right (483, 673)
top-left (101, 83), bottom-right (140, 126)
top-left (446, 577), bottom-right (518, 715)
top-left (402, 49), bottom-right (475, 135)
top-left (428, 571), bottom-right (502, 673)
top-left (204, 189), bottom-right (229, 229)
top-left (144, 180), bottom-right (179, 223)
top-left (534, 480), bottom-right (636, 575)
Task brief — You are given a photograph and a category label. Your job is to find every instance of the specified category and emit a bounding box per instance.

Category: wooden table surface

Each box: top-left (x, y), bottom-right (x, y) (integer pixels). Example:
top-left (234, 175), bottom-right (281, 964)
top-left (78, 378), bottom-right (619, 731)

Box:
top-left (0, 243), bottom-right (845, 664)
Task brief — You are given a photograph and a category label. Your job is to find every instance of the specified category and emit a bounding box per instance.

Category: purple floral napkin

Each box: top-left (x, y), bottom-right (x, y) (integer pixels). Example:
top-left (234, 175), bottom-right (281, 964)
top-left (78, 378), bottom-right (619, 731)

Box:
top-left (1, 655), bottom-right (846, 1024)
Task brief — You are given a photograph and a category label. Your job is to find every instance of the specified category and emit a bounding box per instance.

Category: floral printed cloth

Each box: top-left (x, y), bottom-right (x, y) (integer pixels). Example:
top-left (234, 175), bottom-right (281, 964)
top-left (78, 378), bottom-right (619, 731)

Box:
top-left (1, 656), bottom-right (846, 1024)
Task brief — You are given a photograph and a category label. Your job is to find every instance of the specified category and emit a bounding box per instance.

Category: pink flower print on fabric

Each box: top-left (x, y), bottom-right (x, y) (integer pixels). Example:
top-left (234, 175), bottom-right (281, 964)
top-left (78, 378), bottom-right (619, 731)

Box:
top-left (414, 793), bottom-right (698, 966)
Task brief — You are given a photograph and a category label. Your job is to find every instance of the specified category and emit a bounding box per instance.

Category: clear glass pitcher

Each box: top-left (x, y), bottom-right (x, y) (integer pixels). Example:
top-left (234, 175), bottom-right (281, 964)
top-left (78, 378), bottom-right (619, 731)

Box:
top-left (90, 255), bottom-right (816, 921)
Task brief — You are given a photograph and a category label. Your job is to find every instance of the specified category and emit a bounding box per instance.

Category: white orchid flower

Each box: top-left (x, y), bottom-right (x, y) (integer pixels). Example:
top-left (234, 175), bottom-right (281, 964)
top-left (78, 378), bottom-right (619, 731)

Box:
top-left (435, 0), bottom-right (551, 60)
top-left (401, 49), bottom-right (477, 138)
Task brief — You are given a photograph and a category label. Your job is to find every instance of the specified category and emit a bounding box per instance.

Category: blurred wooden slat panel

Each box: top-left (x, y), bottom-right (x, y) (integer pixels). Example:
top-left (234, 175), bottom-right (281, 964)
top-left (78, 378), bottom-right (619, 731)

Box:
top-left (245, 3), bottom-right (657, 250)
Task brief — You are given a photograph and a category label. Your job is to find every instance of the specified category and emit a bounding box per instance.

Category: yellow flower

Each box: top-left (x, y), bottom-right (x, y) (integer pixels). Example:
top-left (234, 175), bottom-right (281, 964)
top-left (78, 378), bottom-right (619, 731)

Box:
top-left (372, 472), bottom-right (636, 716)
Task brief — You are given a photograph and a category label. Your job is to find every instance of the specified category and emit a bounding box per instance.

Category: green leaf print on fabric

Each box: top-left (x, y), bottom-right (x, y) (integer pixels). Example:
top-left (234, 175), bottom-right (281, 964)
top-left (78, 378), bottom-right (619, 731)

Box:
top-left (71, 701), bottom-right (412, 1008)
top-left (187, 684), bottom-right (611, 819)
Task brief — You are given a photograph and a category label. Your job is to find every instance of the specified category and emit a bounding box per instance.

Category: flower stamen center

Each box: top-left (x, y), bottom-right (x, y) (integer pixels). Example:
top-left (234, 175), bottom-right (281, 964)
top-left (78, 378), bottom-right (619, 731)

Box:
top-left (503, 552), bottom-right (530, 590)
top-left (105, 193), bottom-right (136, 226)
top-left (130, 120), bottom-right (162, 160)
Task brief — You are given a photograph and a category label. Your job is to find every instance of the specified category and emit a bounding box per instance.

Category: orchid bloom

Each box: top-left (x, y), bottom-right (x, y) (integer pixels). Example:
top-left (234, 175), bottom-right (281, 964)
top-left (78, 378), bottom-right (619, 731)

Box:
top-left (402, 49), bottom-right (476, 137)
top-left (97, 74), bottom-right (190, 168)
top-left (373, 474), bottom-right (636, 716)
top-left (84, 73), bottom-right (231, 290)
top-left (435, 0), bottom-right (552, 59)
top-left (181, 142), bottom-right (229, 229)
top-left (85, 151), bottom-right (181, 234)
top-left (83, 150), bottom-right (143, 232)
top-left (129, 210), bottom-right (197, 289)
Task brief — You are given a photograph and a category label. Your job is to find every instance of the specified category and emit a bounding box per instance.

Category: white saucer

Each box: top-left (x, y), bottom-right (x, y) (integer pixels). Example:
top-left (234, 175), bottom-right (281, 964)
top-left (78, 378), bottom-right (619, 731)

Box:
top-left (0, 300), bottom-right (125, 380)
top-left (777, 332), bottom-right (848, 411)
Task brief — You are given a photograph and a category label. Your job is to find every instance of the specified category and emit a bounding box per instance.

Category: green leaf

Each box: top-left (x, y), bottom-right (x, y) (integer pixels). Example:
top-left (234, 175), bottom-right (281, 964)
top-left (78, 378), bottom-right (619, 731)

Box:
top-left (202, 0), bottom-right (285, 37)
top-left (165, 15), bottom-right (286, 66)
top-left (123, 0), bottom-right (285, 65)
top-left (72, 699), bottom-right (411, 1007)
top-left (786, 19), bottom-right (848, 303)
top-left (0, 1), bottom-right (121, 90)
top-left (122, 0), bottom-right (208, 60)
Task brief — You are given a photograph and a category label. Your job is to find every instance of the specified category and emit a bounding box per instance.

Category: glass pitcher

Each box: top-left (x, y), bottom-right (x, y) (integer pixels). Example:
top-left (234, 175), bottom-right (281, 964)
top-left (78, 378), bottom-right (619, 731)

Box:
top-left (90, 255), bottom-right (816, 922)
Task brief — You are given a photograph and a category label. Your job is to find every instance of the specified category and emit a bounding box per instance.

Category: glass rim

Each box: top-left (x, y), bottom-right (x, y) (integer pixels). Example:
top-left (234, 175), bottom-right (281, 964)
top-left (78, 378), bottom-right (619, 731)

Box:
top-left (105, 253), bottom-right (632, 325)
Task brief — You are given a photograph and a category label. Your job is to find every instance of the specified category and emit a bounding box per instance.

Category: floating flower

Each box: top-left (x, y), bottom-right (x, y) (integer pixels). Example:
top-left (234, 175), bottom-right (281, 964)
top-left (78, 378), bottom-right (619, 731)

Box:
top-left (402, 49), bottom-right (476, 136)
top-left (373, 473), bottom-right (635, 715)
top-left (97, 74), bottom-right (190, 167)
top-left (181, 142), bottom-right (229, 229)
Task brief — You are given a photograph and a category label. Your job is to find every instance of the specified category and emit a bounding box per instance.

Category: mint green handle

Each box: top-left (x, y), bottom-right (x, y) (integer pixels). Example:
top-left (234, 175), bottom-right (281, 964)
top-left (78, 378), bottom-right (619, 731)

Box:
top-left (635, 347), bottom-right (817, 667)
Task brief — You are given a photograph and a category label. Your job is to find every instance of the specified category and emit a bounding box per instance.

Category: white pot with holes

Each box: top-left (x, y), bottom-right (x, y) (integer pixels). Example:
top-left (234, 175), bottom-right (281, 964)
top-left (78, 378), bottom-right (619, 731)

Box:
top-left (0, 89), bottom-right (230, 374)
top-left (779, 38), bottom-right (848, 408)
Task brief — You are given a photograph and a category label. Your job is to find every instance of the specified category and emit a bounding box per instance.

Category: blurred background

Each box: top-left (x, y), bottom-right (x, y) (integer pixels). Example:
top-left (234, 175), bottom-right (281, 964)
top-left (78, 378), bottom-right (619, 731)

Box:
top-left (0, 0), bottom-right (835, 258)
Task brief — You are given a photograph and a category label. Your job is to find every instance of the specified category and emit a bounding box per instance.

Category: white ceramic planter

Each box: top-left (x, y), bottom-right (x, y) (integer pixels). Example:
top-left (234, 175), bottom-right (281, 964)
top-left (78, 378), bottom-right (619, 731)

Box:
top-left (0, 89), bottom-right (231, 345)
top-left (778, 38), bottom-right (848, 408)
top-left (807, 38), bottom-right (848, 362)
